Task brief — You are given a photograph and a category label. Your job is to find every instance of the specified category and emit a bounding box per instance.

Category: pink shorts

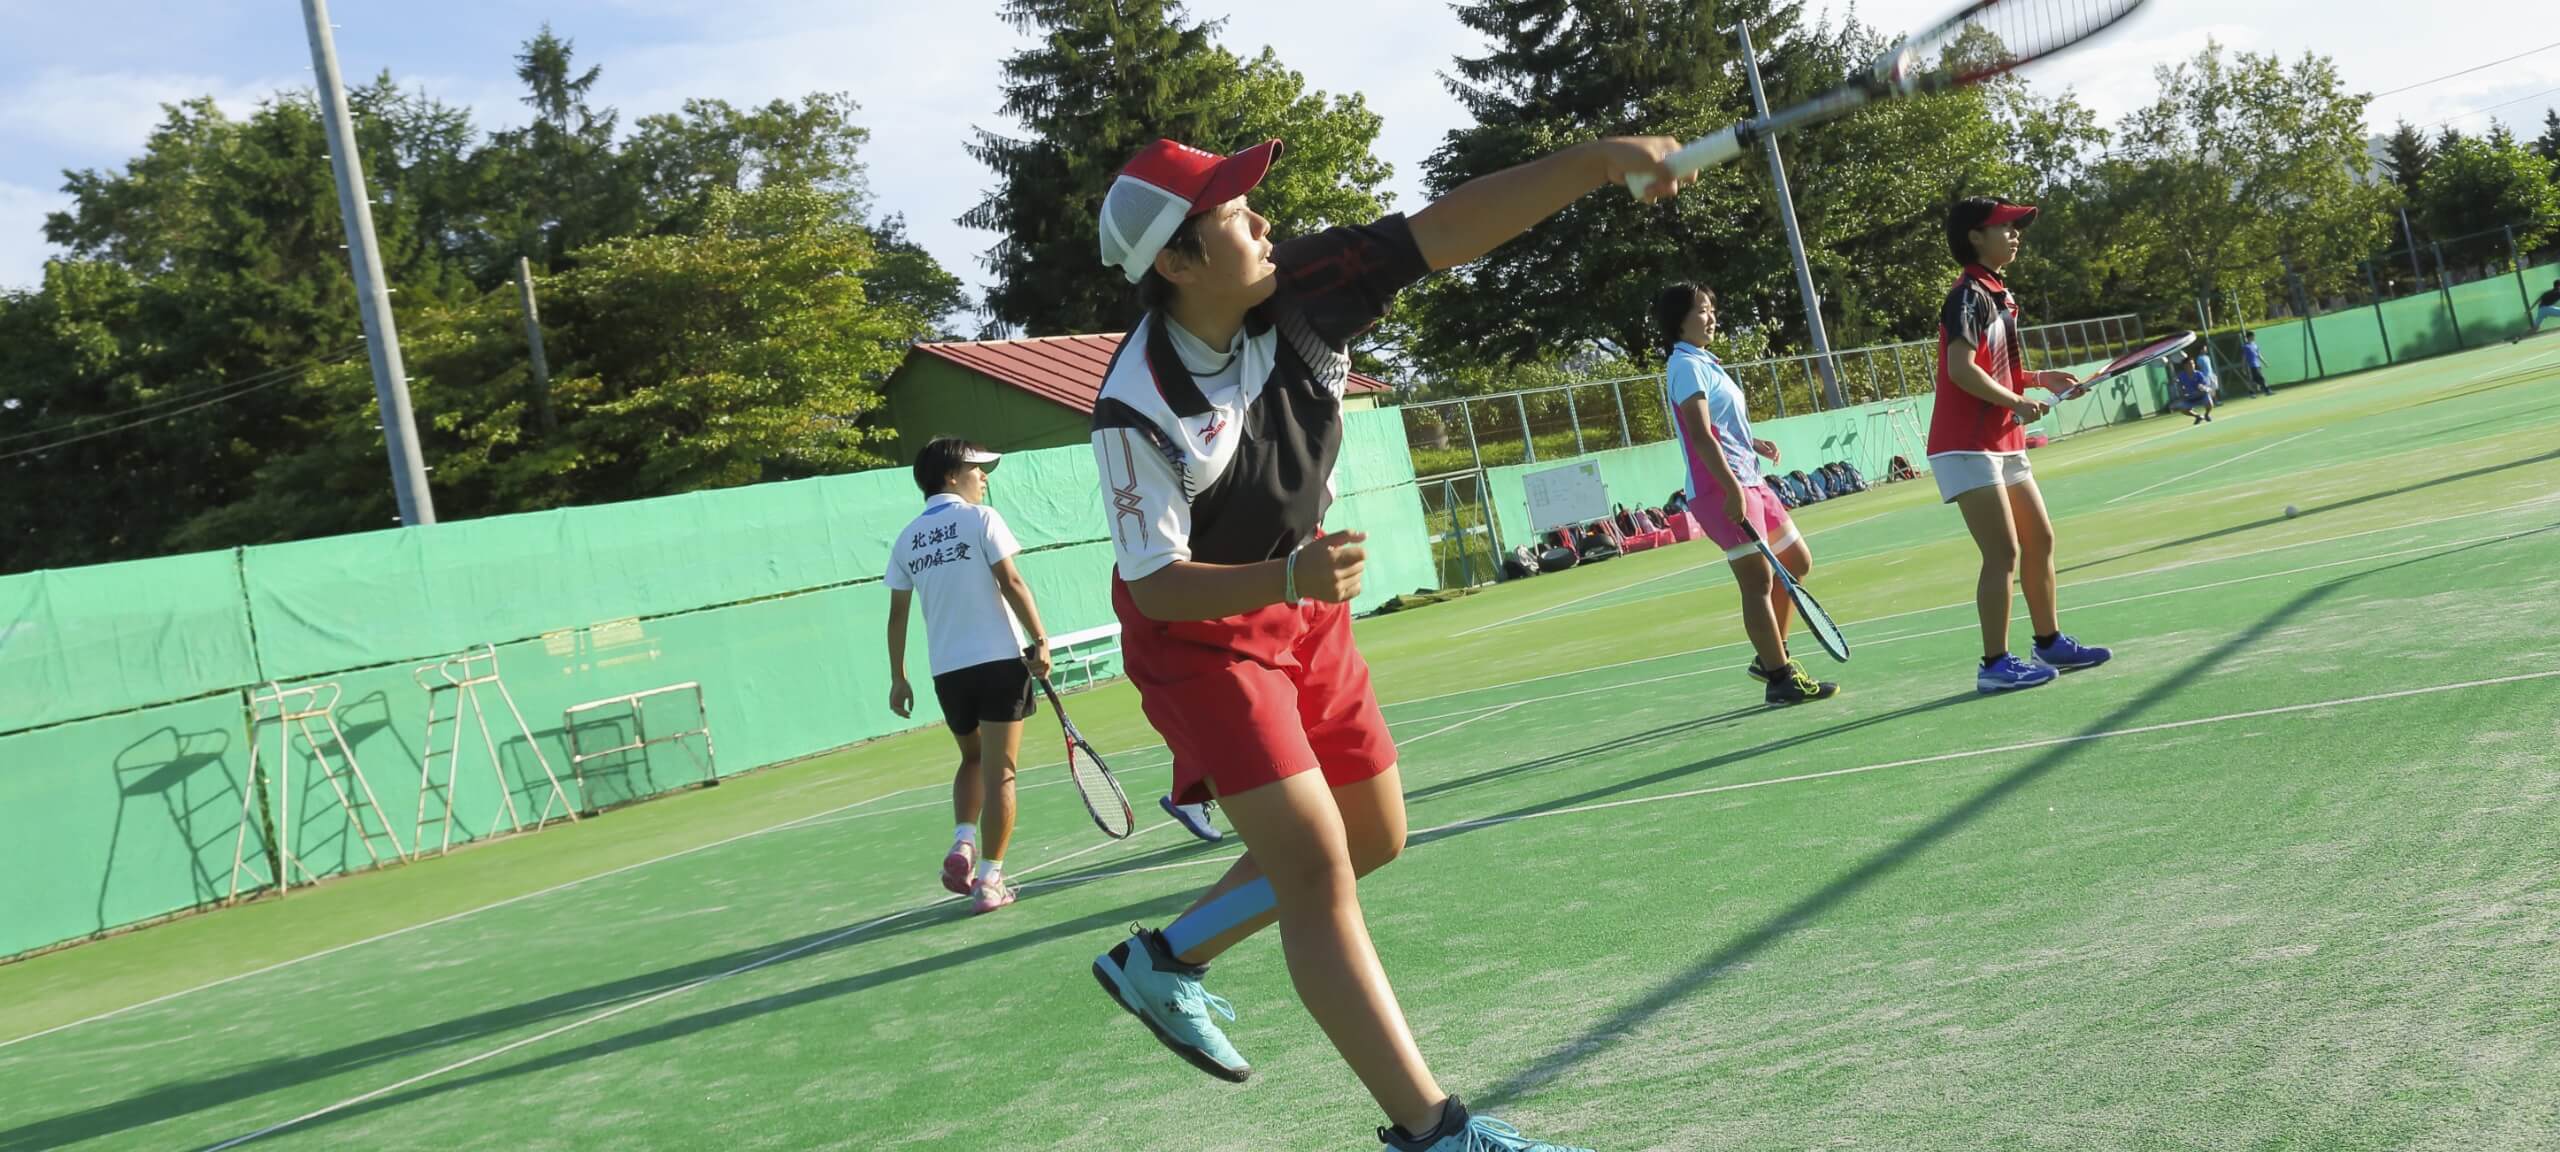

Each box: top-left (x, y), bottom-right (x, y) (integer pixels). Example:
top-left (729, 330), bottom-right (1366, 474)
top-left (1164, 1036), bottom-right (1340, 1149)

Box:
top-left (1697, 481), bottom-right (1799, 560)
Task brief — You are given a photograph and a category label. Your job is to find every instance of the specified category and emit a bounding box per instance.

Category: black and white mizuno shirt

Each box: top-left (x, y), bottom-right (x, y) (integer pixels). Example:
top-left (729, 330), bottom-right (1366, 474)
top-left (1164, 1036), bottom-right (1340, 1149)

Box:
top-left (1091, 215), bottom-right (1430, 582)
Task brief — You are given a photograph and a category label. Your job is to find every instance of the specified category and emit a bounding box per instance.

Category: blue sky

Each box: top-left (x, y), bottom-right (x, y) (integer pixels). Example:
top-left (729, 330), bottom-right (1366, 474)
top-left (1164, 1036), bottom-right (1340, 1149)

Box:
top-left (2, 0), bottom-right (2553, 299)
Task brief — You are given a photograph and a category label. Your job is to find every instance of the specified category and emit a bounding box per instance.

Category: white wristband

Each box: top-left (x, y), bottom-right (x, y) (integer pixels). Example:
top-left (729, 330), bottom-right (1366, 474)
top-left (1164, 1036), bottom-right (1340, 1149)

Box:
top-left (1282, 538), bottom-right (1312, 607)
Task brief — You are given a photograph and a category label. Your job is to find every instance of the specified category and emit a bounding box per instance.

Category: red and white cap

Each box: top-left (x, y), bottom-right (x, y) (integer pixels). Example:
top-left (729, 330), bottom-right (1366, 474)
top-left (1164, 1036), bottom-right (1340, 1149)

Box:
top-left (1098, 138), bottom-right (1283, 284)
top-left (1983, 201), bottom-right (2040, 227)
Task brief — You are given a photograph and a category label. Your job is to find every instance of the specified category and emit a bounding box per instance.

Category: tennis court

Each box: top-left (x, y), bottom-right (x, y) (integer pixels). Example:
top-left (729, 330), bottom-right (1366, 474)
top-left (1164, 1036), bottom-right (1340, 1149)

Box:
top-left (3, 340), bottom-right (2556, 1150)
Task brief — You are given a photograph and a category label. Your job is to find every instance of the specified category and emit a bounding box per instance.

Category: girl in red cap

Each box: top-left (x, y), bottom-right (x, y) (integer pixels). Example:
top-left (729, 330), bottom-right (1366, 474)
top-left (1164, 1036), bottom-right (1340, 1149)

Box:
top-left (1087, 134), bottom-right (1686, 1152)
top-left (1930, 196), bottom-right (2113, 694)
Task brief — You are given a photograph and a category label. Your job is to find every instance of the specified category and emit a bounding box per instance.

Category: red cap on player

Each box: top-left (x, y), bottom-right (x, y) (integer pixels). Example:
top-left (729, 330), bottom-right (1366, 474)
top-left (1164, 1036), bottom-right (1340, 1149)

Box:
top-left (1983, 201), bottom-right (2040, 227)
top-left (1098, 138), bottom-right (1284, 284)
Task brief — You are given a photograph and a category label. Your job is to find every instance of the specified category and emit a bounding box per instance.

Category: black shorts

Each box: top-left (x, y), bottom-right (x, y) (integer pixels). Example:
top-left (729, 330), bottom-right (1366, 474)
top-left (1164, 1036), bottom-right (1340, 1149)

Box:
top-left (933, 658), bottom-right (1035, 736)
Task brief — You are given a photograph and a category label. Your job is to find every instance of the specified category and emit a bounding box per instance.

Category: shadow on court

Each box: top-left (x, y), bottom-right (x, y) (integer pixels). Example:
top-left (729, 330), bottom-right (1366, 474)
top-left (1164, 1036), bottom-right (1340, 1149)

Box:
top-left (1410, 693), bottom-right (1976, 845)
top-left (2058, 447), bottom-right (2560, 576)
top-left (1470, 530), bottom-right (2538, 1110)
top-left (0, 887), bottom-right (1188, 1152)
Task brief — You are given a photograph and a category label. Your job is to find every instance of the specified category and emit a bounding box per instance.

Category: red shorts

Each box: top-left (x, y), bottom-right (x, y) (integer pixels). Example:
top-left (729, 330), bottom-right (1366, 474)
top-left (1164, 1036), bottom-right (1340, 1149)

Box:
top-left (1112, 578), bottom-right (1397, 806)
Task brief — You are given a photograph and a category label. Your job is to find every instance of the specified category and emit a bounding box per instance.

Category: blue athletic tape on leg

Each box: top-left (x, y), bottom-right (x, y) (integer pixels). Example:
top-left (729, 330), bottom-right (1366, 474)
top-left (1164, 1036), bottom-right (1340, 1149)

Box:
top-left (1161, 877), bottom-right (1275, 960)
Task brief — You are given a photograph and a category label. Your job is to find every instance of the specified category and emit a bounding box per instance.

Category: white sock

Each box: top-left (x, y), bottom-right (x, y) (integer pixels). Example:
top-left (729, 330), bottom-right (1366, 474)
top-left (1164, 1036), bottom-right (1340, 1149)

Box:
top-left (953, 823), bottom-right (978, 848)
top-left (976, 858), bottom-right (1003, 882)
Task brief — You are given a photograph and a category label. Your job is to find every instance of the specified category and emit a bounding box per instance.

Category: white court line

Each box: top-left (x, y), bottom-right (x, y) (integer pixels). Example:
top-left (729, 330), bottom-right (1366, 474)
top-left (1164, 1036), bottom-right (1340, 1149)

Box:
top-left (1451, 508), bottom-right (1904, 639)
top-left (1454, 557), bottom-right (1728, 638)
top-left (1838, 522), bottom-right (2560, 659)
top-left (792, 701), bottom-right (1534, 834)
top-left (1427, 482), bottom-right (2560, 653)
top-left (2460, 343), bottom-right (2560, 384)
top-left (2048, 419), bottom-right (2205, 472)
top-left (0, 787), bottom-right (925, 1054)
top-left (201, 817), bottom-right (1175, 1152)
top-left (19, 490), bottom-right (2560, 1055)
top-left (1391, 672), bottom-right (1698, 730)
top-left (1412, 668), bottom-right (2560, 838)
top-left (2104, 430), bottom-right (2320, 506)
top-left (1405, 516), bottom-right (2559, 727)
top-left (211, 663), bottom-right (2560, 1148)
top-left (1400, 702), bottom-right (1523, 745)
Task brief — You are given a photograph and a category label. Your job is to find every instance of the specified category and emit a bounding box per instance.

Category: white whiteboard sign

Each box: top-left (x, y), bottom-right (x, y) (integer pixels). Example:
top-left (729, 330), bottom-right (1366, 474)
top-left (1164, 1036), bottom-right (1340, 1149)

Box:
top-left (1523, 460), bottom-right (1610, 530)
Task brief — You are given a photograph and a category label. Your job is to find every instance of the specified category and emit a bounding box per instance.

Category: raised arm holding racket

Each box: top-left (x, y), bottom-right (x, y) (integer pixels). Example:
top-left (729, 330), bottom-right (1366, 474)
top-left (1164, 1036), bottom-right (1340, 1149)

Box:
top-left (1626, 0), bottom-right (2151, 198)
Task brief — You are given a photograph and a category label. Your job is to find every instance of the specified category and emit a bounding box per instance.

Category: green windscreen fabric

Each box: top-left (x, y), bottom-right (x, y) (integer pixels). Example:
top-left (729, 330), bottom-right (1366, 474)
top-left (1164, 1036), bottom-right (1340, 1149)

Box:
top-left (0, 551), bottom-right (260, 735)
top-left (242, 476), bottom-right (902, 680)
top-left (986, 445), bottom-right (1107, 552)
top-left (1337, 408), bottom-right (1420, 496)
top-left (0, 693), bottom-right (262, 957)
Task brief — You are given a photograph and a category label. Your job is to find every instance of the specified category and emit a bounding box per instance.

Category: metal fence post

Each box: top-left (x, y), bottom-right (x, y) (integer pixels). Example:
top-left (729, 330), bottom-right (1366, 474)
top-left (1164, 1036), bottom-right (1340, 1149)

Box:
top-left (2366, 262), bottom-right (2395, 364)
top-left (1516, 392), bottom-right (1535, 463)
top-left (2433, 242), bottom-right (2464, 348)
top-left (1462, 399), bottom-right (1485, 474)
top-left (1612, 379), bottom-right (1632, 446)
top-left (2287, 261), bottom-right (2325, 380)
top-left (2509, 225), bottom-right (2532, 322)
top-left (1566, 386), bottom-right (1584, 456)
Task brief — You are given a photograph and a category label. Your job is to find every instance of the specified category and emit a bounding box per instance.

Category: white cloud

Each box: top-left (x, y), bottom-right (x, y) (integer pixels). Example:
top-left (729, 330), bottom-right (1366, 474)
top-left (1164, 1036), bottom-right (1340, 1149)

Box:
top-left (0, 181), bottom-right (67, 292)
top-left (0, 68), bottom-right (294, 159)
top-left (6, 0), bottom-right (2556, 308)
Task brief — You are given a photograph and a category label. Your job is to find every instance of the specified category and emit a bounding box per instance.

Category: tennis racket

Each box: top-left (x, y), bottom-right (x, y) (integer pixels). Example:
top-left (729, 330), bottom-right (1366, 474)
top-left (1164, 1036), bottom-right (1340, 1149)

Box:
top-left (1036, 676), bottom-right (1135, 840)
top-left (2046, 330), bottom-right (2197, 402)
top-left (1752, 525), bottom-right (1849, 663)
top-left (1628, 0), bottom-right (2150, 197)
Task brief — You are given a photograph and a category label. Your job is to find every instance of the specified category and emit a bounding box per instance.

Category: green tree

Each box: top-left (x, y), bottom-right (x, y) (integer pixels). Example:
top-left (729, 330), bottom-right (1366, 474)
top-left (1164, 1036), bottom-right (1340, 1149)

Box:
top-left (862, 214), bottom-right (971, 340)
top-left (187, 185), bottom-right (928, 544)
top-left (1415, 0), bottom-right (1787, 371)
top-left (2380, 119), bottom-right (2432, 202)
top-left (961, 0), bottom-right (1392, 337)
top-left (2534, 109), bottom-right (2560, 171)
top-left (2414, 129), bottom-right (2560, 249)
top-left (962, 0), bottom-right (1228, 337)
top-left (624, 93), bottom-right (873, 231)
top-left (15, 92), bottom-right (475, 568)
top-left (471, 26), bottom-right (636, 278)
top-left (2112, 42), bottom-right (2389, 324)
top-left (0, 29), bottom-right (975, 572)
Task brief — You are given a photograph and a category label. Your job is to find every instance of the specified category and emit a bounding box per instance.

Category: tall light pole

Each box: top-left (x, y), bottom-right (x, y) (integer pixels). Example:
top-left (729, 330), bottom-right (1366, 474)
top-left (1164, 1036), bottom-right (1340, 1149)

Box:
top-left (1737, 20), bottom-right (1844, 410)
top-left (303, 0), bottom-right (435, 524)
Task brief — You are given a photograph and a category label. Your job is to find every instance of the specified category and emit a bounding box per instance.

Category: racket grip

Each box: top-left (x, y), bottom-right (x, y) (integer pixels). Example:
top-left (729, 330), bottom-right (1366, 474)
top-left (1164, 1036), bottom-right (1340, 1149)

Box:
top-left (1627, 127), bottom-right (1744, 198)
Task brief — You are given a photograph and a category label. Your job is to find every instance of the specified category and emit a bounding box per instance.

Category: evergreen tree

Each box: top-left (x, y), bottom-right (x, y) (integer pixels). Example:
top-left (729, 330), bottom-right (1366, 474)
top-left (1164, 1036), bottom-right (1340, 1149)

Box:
top-left (1416, 0), bottom-right (1797, 369)
top-left (961, 0), bottom-right (1231, 337)
top-left (2380, 119), bottom-right (2432, 201)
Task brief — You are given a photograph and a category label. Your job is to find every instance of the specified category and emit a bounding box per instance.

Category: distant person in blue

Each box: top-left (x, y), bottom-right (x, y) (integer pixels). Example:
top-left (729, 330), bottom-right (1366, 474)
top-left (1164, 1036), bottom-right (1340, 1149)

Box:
top-left (2172, 353), bottom-right (2215, 425)
top-left (2520, 279), bottom-right (2560, 340)
top-left (2238, 331), bottom-right (2272, 396)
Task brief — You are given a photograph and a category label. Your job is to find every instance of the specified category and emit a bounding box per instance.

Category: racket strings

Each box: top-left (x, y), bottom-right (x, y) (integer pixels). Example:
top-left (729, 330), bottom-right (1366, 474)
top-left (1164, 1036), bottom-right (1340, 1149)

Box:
top-left (1915, 0), bottom-right (2144, 80)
